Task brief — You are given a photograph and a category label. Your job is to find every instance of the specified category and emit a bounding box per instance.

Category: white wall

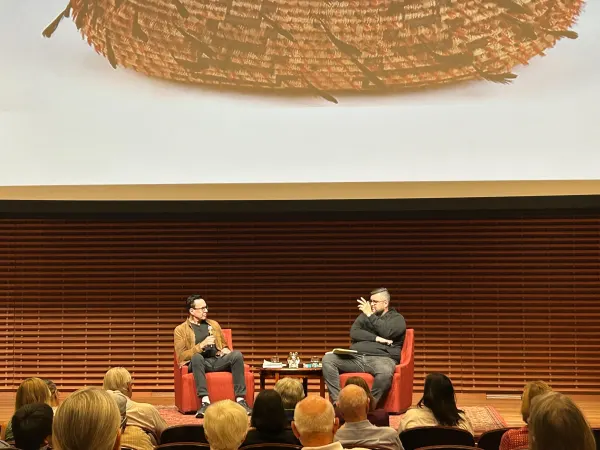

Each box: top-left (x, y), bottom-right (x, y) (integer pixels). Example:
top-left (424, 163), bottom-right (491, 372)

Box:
top-left (1, 0), bottom-right (599, 187)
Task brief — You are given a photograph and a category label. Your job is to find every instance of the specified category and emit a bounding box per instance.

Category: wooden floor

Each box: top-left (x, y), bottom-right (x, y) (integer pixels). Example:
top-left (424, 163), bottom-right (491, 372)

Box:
top-left (2, 391), bottom-right (600, 431)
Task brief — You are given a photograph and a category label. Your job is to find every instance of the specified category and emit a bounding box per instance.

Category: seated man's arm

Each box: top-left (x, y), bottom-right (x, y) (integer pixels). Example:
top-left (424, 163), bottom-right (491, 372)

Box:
top-left (350, 316), bottom-right (378, 342)
top-left (368, 314), bottom-right (406, 341)
top-left (174, 326), bottom-right (204, 364)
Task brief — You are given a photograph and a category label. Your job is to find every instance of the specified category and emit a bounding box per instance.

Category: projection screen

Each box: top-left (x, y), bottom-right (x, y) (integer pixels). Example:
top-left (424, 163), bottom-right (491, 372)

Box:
top-left (1, 0), bottom-right (599, 200)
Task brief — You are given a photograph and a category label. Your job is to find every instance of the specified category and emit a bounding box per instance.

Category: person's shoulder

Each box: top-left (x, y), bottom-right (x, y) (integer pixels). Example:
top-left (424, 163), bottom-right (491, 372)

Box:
top-left (174, 320), bottom-right (188, 332)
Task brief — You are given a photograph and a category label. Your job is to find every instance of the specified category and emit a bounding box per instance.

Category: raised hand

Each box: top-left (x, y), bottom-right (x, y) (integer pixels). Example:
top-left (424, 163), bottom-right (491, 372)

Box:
top-left (357, 297), bottom-right (373, 317)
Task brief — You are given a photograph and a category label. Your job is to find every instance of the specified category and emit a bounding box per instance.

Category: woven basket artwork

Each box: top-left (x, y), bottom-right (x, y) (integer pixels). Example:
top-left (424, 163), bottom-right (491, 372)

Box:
top-left (43, 0), bottom-right (585, 101)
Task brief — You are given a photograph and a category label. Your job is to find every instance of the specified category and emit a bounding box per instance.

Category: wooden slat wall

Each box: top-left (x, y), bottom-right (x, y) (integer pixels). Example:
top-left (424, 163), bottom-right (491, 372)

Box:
top-left (1, 217), bottom-right (600, 393)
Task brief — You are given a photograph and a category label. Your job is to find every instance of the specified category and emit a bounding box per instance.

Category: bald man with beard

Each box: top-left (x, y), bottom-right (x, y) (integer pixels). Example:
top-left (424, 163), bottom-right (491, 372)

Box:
top-left (335, 385), bottom-right (403, 450)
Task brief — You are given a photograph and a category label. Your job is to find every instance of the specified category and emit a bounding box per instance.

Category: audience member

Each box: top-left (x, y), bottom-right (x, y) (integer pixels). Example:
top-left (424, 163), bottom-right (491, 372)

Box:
top-left (52, 387), bottom-right (121, 450)
top-left (103, 367), bottom-right (167, 443)
top-left (499, 381), bottom-right (552, 450)
top-left (398, 373), bottom-right (473, 434)
top-left (243, 390), bottom-right (300, 446)
top-left (292, 395), bottom-right (367, 450)
top-left (43, 379), bottom-right (60, 410)
top-left (335, 385), bottom-right (402, 450)
top-left (274, 377), bottom-right (305, 423)
top-left (204, 400), bottom-right (249, 450)
top-left (12, 403), bottom-right (53, 450)
top-left (336, 377), bottom-right (389, 427)
top-left (107, 390), bottom-right (154, 450)
top-left (5, 377), bottom-right (52, 441)
top-left (528, 392), bottom-right (595, 450)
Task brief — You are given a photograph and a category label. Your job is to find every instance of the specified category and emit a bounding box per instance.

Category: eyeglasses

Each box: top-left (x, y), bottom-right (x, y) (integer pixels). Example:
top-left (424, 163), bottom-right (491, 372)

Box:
top-left (370, 300), bottom-right (386, 304)
top-left (193, 306), bottom-right (208, 311)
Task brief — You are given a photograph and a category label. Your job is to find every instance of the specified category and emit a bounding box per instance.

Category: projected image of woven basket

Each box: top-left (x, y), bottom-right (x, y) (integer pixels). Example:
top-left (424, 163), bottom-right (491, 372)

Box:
top-left (43, 0), bottom-right (585, 99)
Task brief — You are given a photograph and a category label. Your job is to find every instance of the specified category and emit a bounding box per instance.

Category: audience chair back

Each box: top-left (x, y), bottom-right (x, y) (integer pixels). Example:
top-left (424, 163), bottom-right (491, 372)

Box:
top-left (160, 425), bottom-right (207, 444)
top-left (414, 446), bottom-right (479, 450)
top-left (477, 428), bottom-right (515, 450)
top-left (592, 428), bottom-right (600, 450)
top-left (240, 444), bottom-right (302, 450)
top-left (156, 443), bottom-right (211, 450)
top-left (400, 426), bottom-right (475, 450)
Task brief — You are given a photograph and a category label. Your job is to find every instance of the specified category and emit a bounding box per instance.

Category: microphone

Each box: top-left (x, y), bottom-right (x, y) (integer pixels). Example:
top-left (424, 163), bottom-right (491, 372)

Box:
top-left (207, 325), bottom-right (216, 349)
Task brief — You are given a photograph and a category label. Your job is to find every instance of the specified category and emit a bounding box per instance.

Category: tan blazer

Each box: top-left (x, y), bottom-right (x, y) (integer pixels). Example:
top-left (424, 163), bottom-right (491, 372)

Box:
top-left (174, 318), bottom-right (228, 366)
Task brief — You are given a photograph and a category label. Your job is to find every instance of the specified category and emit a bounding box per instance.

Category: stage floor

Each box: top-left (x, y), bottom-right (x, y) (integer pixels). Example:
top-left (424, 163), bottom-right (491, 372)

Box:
top-left (1, 392), bottom-right (600, 432)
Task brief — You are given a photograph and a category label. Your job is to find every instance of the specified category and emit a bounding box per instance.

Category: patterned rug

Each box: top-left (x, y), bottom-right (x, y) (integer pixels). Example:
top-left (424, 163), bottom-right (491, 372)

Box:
top-left (156, 405), bottom-right (507, 437)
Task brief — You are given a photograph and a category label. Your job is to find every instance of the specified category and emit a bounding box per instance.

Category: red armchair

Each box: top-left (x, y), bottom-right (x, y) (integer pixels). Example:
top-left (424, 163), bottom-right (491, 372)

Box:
top-left (339, 328), bottom-right (414, 414)
top-left (174, 328), bottom-right (255, 413)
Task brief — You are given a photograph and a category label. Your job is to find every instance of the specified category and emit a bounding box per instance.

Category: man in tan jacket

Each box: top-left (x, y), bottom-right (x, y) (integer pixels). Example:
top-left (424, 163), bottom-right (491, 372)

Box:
top-left (174, 294), bottom-right (252, 418)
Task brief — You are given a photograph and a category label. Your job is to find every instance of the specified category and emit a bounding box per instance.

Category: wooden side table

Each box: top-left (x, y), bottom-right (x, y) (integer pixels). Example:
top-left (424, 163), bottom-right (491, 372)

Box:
top-left (259, 367), bottom-right (325, 397)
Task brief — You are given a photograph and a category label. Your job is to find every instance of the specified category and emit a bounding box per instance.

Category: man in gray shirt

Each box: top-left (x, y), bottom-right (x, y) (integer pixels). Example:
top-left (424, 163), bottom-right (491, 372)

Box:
top-left (335, 385), bottom-right (403, 450)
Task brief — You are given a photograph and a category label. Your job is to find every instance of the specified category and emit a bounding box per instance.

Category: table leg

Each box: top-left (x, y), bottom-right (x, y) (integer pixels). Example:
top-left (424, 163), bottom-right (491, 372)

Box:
top-left (275, 373), bottom-right (280, 383)
top-left (260, 372), bottom-right (265, 390)
top-left (303, 377), bottom-right (308, 395)
top-left (320, 377), bottom-right (325, 398)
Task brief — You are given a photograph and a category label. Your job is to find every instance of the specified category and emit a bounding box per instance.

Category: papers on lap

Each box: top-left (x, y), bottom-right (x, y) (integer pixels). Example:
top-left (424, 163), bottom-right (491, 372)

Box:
top-left (325, 348), bottom-right (359, 355)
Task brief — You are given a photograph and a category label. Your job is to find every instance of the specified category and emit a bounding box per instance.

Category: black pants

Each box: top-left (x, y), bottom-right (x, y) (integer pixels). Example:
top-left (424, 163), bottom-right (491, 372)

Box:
top-left (188, 350), bottom-right (247, 398)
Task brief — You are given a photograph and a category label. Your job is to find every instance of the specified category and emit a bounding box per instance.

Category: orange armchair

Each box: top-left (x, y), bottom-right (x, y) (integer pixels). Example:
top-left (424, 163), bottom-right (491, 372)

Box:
top-left (339, 328), bottom-right (414, 414)
top-left (174, 328), bottom-right (255, 413)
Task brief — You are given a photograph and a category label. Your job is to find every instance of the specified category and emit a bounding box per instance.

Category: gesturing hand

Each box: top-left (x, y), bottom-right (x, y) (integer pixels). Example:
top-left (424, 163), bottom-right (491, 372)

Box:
top-left (357, 297), bottom-right (373, 317)
top-left (376, 336), bottom-right (393, 346)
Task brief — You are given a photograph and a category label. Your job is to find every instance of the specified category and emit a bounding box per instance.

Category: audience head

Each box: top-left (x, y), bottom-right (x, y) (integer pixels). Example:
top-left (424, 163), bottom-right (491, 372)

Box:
top-left (370, 287), bottom-right (390, 314)
top-left (274, 377), bottom-right (305, 410)
top-left (418, 373), bottom-right (463, 427)
top-left (521, 380), bottom-right (552, 423)
top-left (292, 396), bottom-right (338, 447)
top-left (12, 403), bottom-right (53, 450)
top-left (251, 390), bottom-right (288, 434)
top-left (106, 390), bottom-right (128, 431)
top-left (528, 392), bottom-right (595, 450)
top-left (337, 384), bottom-right (369, 422)
top-left (16, 377), bottom-right (52, 411)
top-left (43, 379), bottom-right (60, 408)
top-left (344, 376), bottom-right (376, 411)
top-left (204, 400), bottom-right (249, 450)
top-left (103, 367), bottom-right (133, 398)
top-left (52, 387), bottom-right (121, 450)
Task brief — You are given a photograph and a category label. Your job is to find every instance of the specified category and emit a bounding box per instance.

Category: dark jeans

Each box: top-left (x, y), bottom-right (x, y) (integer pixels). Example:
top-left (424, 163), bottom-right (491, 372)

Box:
top-left (188, 350), bottom-right (247, 398)
top-left (322, 353), bottom-right (396, 404)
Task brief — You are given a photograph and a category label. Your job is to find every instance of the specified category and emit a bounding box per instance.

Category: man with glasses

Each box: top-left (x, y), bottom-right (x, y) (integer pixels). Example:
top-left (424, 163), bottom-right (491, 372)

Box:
top-left (322, 287), bottom-right (406, 406)
top-left (174, 294), bottom-right (252, 418)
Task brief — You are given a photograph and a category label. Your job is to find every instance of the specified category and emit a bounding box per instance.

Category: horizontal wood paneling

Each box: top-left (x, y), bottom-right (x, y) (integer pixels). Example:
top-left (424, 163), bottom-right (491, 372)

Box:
top-left (1, 217), bottom-right (600, 393)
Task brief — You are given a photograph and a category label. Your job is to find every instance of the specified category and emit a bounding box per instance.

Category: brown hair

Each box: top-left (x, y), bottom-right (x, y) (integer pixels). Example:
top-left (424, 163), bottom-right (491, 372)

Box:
top-left (15, 378), bottom-right (51, 411)
top-left (529, 392), bottom-right (595, 450)
top-left (521, 380), bottom-right (552, 423)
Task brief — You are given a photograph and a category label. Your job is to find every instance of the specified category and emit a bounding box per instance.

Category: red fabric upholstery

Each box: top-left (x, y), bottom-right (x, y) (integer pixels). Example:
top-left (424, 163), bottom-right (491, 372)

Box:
top-left (174, 328), bottom-right (255, 413)
top-left (339, 328), bottom-right (414, 414)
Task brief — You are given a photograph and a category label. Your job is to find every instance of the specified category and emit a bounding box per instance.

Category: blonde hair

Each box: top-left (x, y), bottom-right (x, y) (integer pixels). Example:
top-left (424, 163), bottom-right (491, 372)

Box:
top-left (521, 380), bottom-right (552, 423)
top-left (103, 367), bottom-right (132, 396)
top-left (15, 377), bottom-right (51, 410)
top-left (274, 377), bottom-right (305, 409)
top-left (529, 392), bottom-right (595, 450)
top-left (293, 396), bottom-right (335, 436)
top-left (204, 400), bottom-right (249, 450)
top-left (53, 387), bottom-right (121, 450)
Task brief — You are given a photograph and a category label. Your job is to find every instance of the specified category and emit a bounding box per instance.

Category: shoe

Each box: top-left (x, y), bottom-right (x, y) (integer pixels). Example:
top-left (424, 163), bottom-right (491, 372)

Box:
top-left (195, 402), bottom-right (210, 418)
top-left (237, 399), bottom-right (252, 415)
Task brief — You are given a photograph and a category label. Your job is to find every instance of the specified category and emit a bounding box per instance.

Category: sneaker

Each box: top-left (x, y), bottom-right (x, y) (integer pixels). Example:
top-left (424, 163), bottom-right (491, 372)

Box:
top-left (237, 399), bottom-right (252, 415)
top-left (195, 402), bottom-right (210, 418)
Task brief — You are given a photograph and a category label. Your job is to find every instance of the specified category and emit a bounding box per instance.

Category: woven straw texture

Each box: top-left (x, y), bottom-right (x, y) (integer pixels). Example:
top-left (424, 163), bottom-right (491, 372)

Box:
top-left (46, 0), bottom-right (585, 95)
